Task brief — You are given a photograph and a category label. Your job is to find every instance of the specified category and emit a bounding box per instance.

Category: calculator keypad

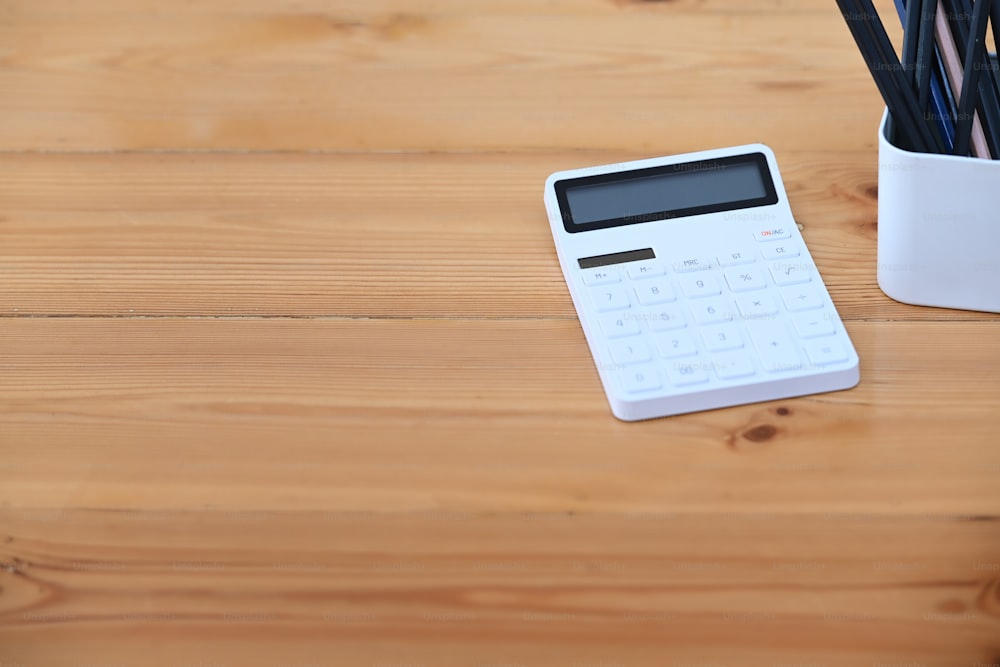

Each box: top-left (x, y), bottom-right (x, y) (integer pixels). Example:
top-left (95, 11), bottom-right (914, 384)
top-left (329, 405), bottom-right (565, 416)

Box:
top-left (581, 240), bottom-right (844, 394)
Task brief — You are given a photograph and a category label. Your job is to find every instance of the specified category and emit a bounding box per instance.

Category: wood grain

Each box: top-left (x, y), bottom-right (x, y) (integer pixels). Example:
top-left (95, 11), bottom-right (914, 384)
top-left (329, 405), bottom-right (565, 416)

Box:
top-left (3, 152), bottom-right (995, 321)
top-left (0, 0), bottom-right (890, 153)
top-left (2, 318), bottom-right (999, 513)
top-left (3, 0), bottom-right (1000, 664)
top-left (1, 509), bottom-right (999, 667)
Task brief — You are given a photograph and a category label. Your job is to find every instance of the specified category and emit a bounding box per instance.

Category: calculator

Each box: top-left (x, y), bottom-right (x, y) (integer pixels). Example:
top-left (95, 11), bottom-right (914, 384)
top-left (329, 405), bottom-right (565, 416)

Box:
top-left (543, 145), bottom-right (859, 421)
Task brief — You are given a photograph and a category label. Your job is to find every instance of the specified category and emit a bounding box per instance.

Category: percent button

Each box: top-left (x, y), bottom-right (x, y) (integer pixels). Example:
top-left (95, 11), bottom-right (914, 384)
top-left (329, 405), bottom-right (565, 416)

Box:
top-left (724, 267), bottom-right (767, 292)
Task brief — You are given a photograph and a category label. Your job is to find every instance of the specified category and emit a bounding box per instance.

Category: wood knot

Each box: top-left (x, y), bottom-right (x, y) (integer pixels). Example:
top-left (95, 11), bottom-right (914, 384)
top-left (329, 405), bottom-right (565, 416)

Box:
top-left (936, 598), bottom-right (967, 614)
top-left (974, 579), bottom-right (1000, 615)
top-left (742, 424), bottom-right (778, 443)
top-left (776, 407), bottom-right (791, 416)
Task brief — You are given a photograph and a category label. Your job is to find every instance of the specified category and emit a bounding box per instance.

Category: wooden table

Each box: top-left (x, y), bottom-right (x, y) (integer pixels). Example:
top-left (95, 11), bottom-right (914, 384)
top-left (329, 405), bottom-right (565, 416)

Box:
top-left (2, 1), bottom-right (999, 664)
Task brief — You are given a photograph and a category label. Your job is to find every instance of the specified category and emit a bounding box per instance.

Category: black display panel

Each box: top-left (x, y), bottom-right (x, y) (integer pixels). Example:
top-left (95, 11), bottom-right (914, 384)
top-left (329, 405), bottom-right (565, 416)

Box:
top-left (578, 248), bottom-right (655, 269)
top-left (556, 153), bottom-right (778, 233)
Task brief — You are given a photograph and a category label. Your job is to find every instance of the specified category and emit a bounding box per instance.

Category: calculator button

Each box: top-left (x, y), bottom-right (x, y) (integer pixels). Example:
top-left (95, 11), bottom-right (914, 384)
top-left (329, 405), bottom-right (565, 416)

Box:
top-left (679, 274), bottom-right (722, 298)
top-left (655, 332), bottom-right (698, 359)
top-left (712, 352), bottom-right (757, 380)
top-left (793, 312), bottom-right (837, 338)
top-left (609, 340), bottom-right (653, 366)
top-left (598, 313), bottom-right (641, 339)
top-left (645, 308), bottom-right (687, 332)
top-left (626, 261), bottom-right (665, 280)
top-left (581, 268), bottom-right (621, 286)
top-left (690, 298), bottom-right (734, 325)
top-left (761, 244), bottom-right (800, 261)
top-left (754, 226), bottom-right (792, 242)
top-left (724, 267), bottom-right (767, 293)
top-left (718, 250), bottom-right (755, 267)
top-left (804, 340), bottom-right (848, 366)
top-left (769, 262), bottom-right (814, 286)
top-left (621, 364), bottom-right (662, 394)
top-left (634, 280), bottom-right (676, 305)
top-left (700, 324), bottom-right (744, 352)
top-left (673, 257), bottom-right (715, 273)
top-left (780, 284), bottom-right (824, 311)
top-left (736, 294), bottom-right (780, 320)
top-left (668, 360), bottom-right (711, 387)
top-left (591, 286), bottom-right (631, 312)
top-left (746, 322), bottom-right (802, 373)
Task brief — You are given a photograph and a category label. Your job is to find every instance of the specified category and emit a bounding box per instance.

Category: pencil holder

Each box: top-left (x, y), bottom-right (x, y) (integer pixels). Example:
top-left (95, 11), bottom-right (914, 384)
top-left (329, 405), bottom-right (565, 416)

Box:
top-left (877, 109), bottom-right (1000, 313)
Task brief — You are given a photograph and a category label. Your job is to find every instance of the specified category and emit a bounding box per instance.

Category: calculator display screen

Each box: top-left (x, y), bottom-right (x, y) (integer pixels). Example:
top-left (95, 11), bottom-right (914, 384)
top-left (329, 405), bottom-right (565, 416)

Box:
top-left (556, 153), bottom-right (778, 233)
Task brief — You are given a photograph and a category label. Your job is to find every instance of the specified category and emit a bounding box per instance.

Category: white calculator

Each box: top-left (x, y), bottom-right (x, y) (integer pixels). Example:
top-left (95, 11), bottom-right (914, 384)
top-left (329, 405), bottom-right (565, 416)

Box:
top-left (543, 145), bottom-right (859, 421)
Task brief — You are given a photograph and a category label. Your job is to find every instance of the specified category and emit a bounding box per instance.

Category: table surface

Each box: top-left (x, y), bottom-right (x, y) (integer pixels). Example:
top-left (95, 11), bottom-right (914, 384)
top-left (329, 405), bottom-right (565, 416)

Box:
top-left (2, 0), bottom-right (1000, 664)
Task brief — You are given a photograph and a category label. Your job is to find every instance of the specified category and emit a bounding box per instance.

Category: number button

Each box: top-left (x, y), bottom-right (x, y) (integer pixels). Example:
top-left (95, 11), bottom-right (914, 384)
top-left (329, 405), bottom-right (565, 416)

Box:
top-left (700, 324), bottom-right (744, 352)
top-left (679, 274), bottom-right (722, 298)
top-left (690, 297), bottom-right (734, 325)
top-left (591, 286), bottom-right (631, 312)
top-left (634, 280), bottom-right (676, 305)
top-left (724, 267), bottom-right (767, 293)
top-left (581, 268), bottom-right (621, 286)
top-left (609, 340), bottom-right (653, 366)
top-left (645, 307), bottom-right (687, 332)
top-left (668, 360), bottom-right (710, 387)
top-left (621, 364), bottom-right (662, 394)
top-left (655, 331), bottom-right (698, 359)
top-left (598, 313), bottom-right (641, 339)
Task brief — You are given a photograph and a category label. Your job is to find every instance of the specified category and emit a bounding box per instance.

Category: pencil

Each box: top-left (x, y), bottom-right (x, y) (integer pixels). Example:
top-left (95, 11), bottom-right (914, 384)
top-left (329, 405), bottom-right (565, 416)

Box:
top-left (934, 1), bottom-right (993, 156)
top-left (954, 0), bottom-right (993, 156)
top-left (902, 0), bottom-right (924, 90)
top-left (853, 0), bottom-right (945, 151)
top-left (893, 0), bottom-right (957, 150)
top-left (944, 0), bottom-right (1000, 156)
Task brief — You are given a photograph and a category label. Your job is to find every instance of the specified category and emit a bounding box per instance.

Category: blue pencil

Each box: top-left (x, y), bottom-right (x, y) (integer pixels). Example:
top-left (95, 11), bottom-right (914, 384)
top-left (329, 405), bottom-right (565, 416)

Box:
top-left (893, 0), bottom-right (956, 150)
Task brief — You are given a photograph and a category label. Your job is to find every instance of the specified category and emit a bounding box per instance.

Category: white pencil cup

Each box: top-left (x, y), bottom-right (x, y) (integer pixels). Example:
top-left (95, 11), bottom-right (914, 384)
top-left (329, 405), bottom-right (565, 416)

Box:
top-left (877, 109), bottom-right (1000, 313)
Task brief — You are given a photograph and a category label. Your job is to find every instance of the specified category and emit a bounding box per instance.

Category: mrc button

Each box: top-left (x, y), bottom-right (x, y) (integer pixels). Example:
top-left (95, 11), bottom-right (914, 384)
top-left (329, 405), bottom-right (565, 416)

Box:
top-left (753, 227), bottom-right (791, 242)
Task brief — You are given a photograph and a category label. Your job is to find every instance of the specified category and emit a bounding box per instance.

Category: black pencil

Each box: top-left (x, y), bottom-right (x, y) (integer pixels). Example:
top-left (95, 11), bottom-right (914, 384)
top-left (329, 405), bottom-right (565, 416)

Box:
top-left (860, 0), bottom-right (947, 151)
top-left (916, 0), bottom-right (938, 111)
top-left (837, 0), bottom-right (917, 149)
top-left (991, 0), bottom-right (1000, 59)
top-left (954, 0), bottom-right (993, 156)
top-left (913, 0), bottom-right (951, 150)
top-left (975, 0), bottom-right (1000, 156)
top-left (946, 0), bottom-right (1000, 156)
top-left (852, 0), bottom-right (945, 151)
top-left (903, 0), bottom-right (924, 91)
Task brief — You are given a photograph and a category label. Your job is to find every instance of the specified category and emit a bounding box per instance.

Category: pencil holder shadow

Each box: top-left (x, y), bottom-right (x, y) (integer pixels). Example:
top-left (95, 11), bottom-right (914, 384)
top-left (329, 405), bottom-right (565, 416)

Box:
top-left (877, 109), bottom-right (1000, 313)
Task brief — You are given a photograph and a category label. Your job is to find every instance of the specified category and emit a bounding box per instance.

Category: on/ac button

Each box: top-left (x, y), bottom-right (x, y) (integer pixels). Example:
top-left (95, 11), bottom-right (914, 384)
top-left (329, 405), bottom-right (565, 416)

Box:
top-left (753, 227), bottom-right (791, 242)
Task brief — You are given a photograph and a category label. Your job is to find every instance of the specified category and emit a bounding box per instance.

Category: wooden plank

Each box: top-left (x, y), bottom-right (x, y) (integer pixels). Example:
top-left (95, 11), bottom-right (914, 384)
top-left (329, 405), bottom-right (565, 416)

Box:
top-left (4, 2), bottom-right (998, 664)
top-left (0, 0), bottom-right (890, 152)
top-left (0, 508), bottom-right (998, 665)
top-left (2, 318), bottom-right (999, 513)
top-left (3, 152), bottom-right (995, 321)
